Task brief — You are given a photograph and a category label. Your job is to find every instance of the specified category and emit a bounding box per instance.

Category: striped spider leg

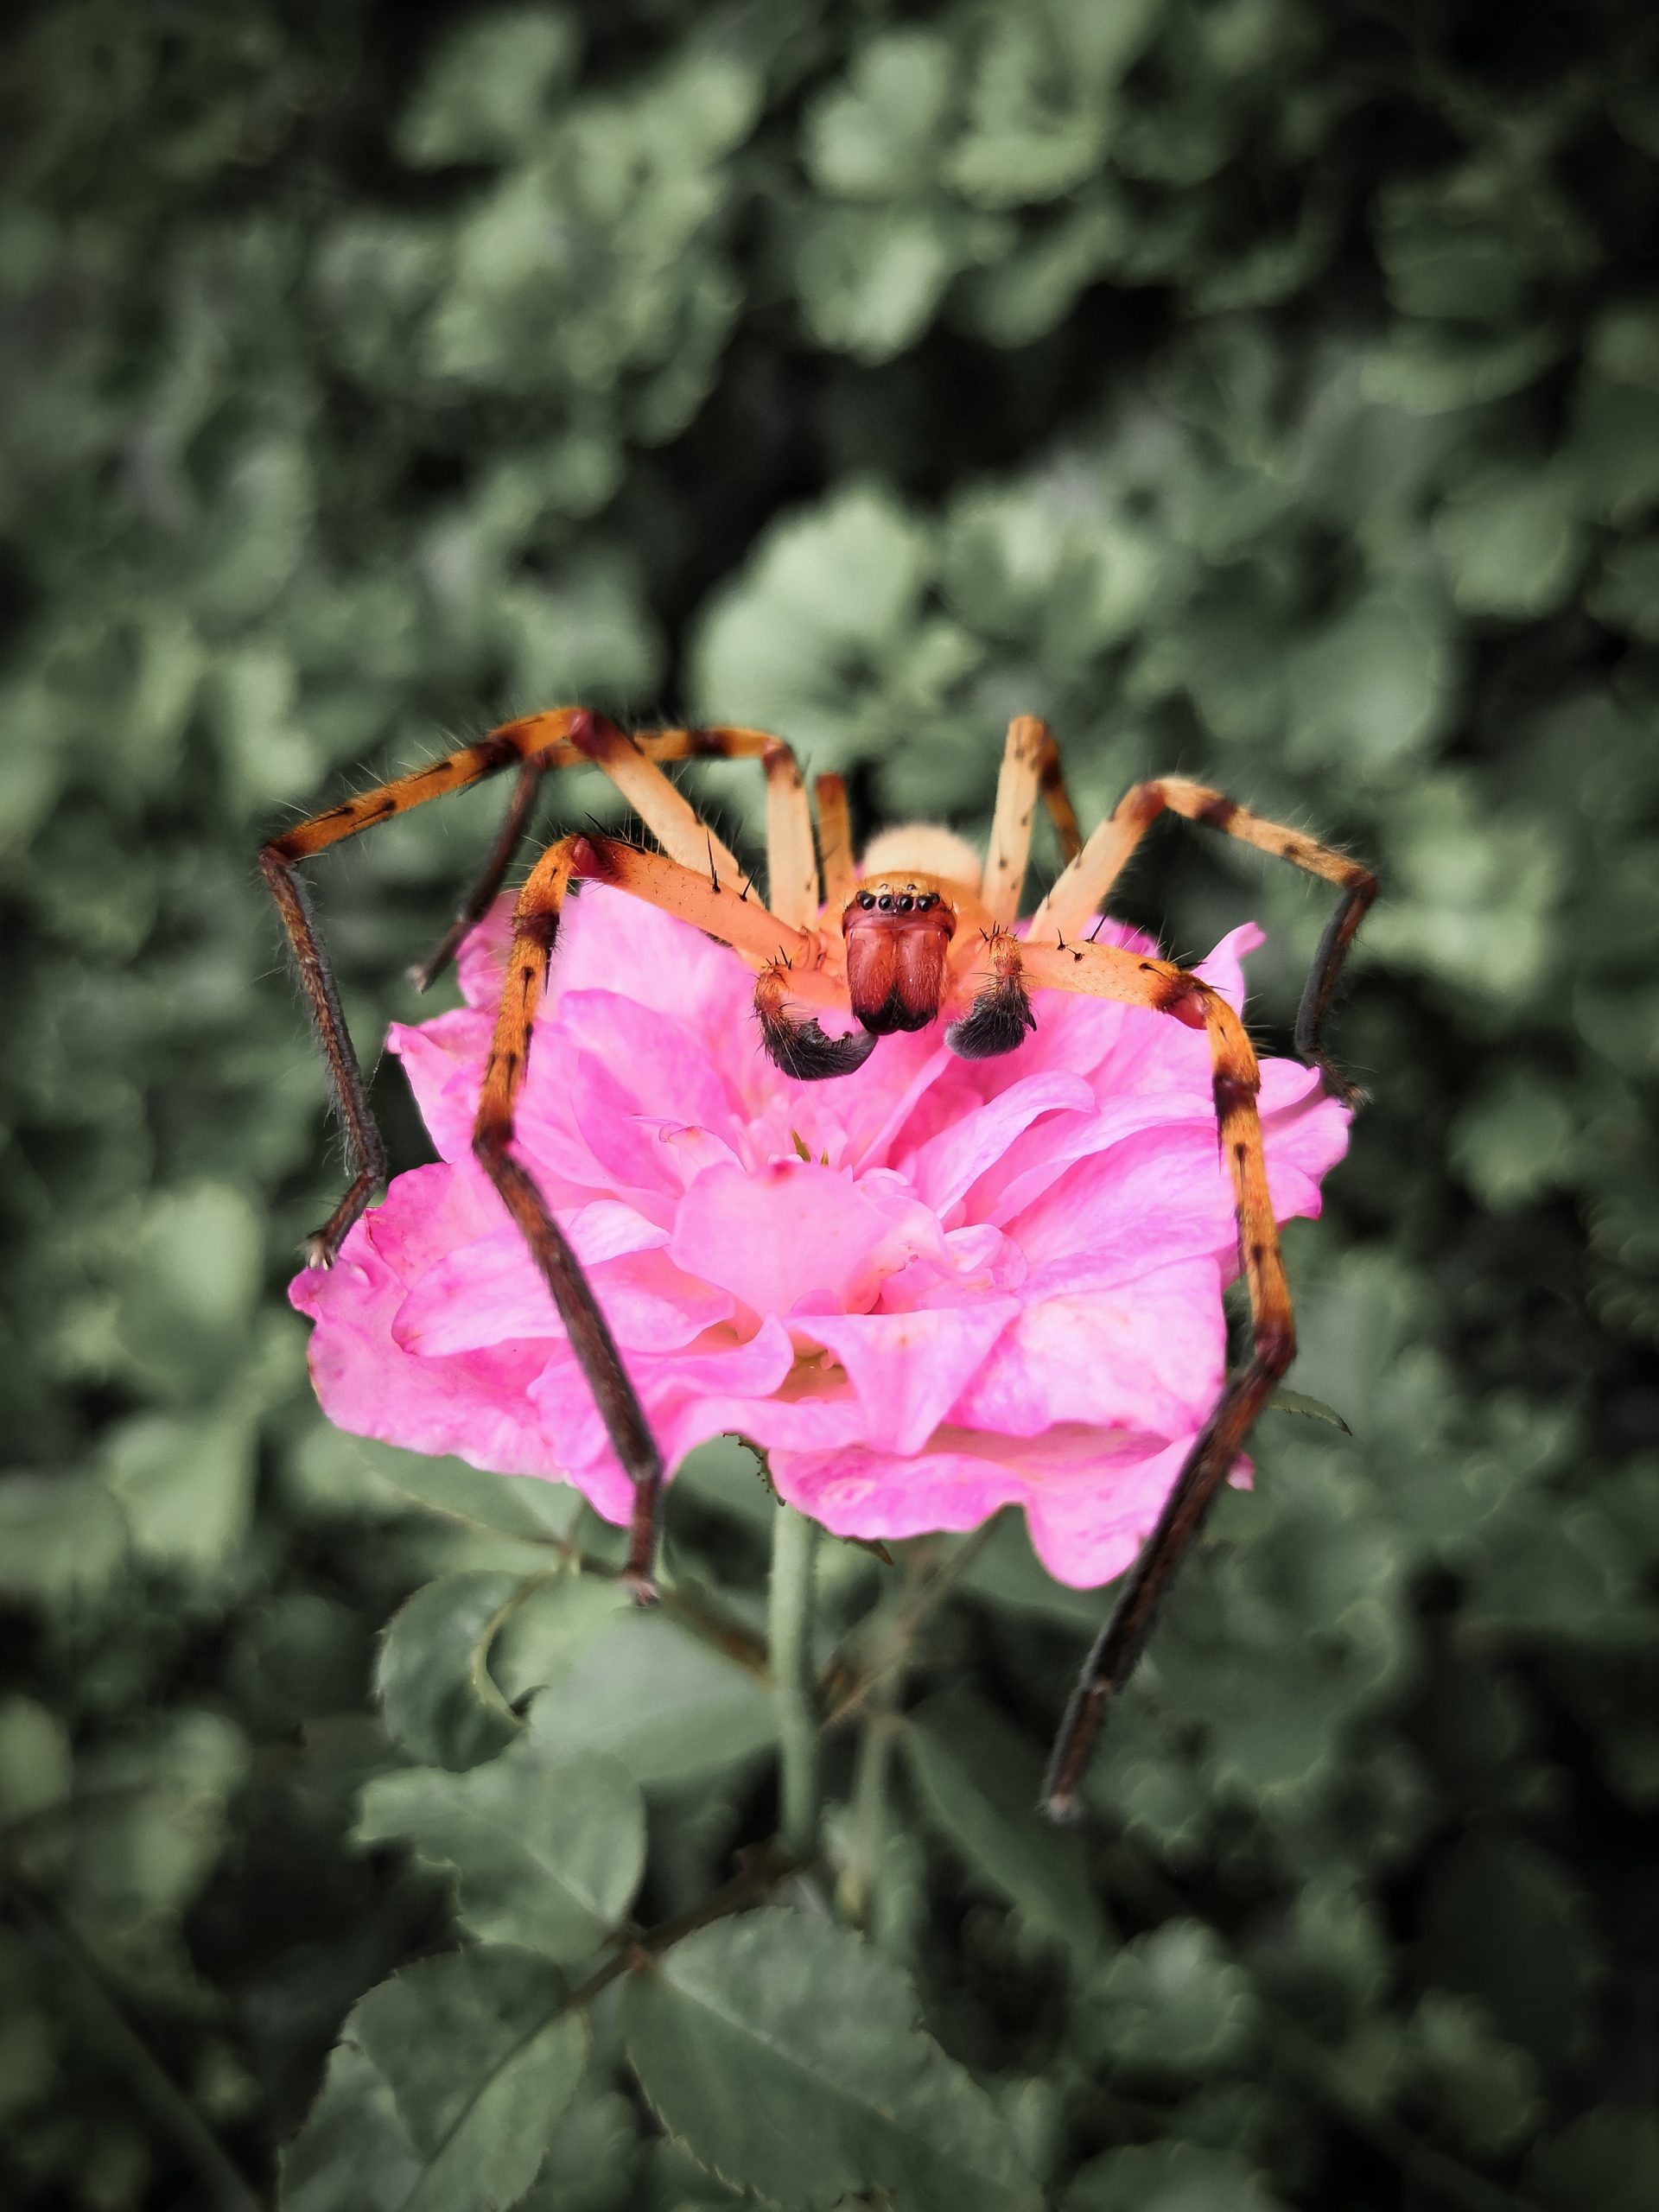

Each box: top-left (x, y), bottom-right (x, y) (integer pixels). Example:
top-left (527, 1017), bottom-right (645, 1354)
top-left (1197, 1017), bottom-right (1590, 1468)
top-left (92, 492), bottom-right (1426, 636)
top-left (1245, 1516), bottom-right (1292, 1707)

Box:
top-left (1030, 773), bottom-right (1377, 1101)
top-left (998, 931), bottom-right (1298, 1819)
top-left (934, 740), bottom-right (1375, 1816)
top-left (261, 707), bottom-right (823, 1593)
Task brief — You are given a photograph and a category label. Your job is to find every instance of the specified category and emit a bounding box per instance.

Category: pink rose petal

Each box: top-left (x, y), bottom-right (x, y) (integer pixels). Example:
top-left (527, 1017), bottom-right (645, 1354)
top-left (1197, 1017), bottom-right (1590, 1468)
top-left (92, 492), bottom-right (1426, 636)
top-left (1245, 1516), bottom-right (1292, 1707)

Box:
top-left (293, 883), bottom-right (1351, 1586)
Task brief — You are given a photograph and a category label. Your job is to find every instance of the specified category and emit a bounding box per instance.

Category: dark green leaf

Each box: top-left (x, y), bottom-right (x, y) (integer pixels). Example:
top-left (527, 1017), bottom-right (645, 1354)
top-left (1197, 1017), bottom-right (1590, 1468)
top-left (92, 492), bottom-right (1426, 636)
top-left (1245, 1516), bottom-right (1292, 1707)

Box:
top-left (623, 1909), bottom-right (1040, 2211)
top-left (902, 1692), bottom-right (1107, 1961)
top-left (376, 1573), bottom-right (524, 1771)
top-left (283, 1948), bottom-right (586, 2212)
top-left (0, 1476), bottom-right (126, 1605)
top-left (526, 1611), bottom-right (774, 1789)
top-left (1268, 1388), bottom-right (1352, 1433)
top-left (356, 1742), bottom-right (645, 1961)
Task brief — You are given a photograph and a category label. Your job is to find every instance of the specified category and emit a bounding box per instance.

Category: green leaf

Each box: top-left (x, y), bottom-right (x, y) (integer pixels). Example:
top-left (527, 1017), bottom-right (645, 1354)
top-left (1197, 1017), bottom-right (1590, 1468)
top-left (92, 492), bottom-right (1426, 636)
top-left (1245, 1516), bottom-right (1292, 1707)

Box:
top-left (795, 207), bottom-right (969, 363)
top-left (689, 483), bottom-right (932, 758)
top-left (1283, 587), bottom-right (1452, 769)
top-left (1268, 1388), bottom-right (1353, 1434)
top-left (356, 1742), bottom-right (645, 1962)
top-left (362, 1446), bottom-right (584, 1547)
top-left (1080, 1921), bottom-right (1260, 2075)
top-left (671, 1436), bottom-right (776, 1533)
top-left (100, 1406), bottom-right (257, 1573)
top-left (1527, 2111), bottom-right (1659, 2212)
top-left (376, 1573), bottom-right (524, 1771)
top-left (515, 2087), bottom-right (642, 2212)
top-left (489, 1573), bottom-right (634, 1706)
top-left (623, 1910), bottom-right (1040, 2211)
top-left (1066, 2141), bottom-right (1289, 2211)
top-left (283, 1948), bottom-right (586, 2212)
top-left (397, 9), bottom-right (582, 168)
top-left (281, 2038), bottom-right (421, 2212)
top-left (67, 1712), bottom-right (250, 1974)
top-left (1415, 1834), bottom-right (1599, 2064)
top-left (902, 1692), bottom-right (1107, 1961)
top-left (526, 1611), bottom-right (774, 1789)
top-left (1436, 463), bottom-right (1585, 618)
top-left (944, 16), bottom-right (1107, 209)
top-left (1450, 1071), bottom-right (1575, 1212)
top-left (112, 1182), bottom-right (264, 1395)
top-left (0, 1696), bottom-right (73, 1829)
top-left (1362, 322), bottom-right (1562, 412)
top-left (1403, 1992), bottom-right (1541, 2155)
top-left (803, 30), bottom-right (956, 200)
top-left (0, 1476), bottom-right (126, 1605)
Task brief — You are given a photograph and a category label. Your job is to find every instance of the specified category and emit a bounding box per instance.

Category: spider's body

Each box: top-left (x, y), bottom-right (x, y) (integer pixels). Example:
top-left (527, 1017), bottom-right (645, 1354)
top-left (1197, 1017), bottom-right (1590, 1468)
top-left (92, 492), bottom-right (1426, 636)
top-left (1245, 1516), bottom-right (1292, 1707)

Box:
top-left (263, 706), bottom-right (1375, 1815)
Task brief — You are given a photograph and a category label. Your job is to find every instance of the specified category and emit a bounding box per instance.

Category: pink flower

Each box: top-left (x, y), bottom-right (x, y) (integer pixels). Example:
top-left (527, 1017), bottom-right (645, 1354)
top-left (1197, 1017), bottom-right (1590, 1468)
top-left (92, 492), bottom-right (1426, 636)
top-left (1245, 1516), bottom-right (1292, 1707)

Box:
top-left (292, 886), bottom-right (1349, 1587)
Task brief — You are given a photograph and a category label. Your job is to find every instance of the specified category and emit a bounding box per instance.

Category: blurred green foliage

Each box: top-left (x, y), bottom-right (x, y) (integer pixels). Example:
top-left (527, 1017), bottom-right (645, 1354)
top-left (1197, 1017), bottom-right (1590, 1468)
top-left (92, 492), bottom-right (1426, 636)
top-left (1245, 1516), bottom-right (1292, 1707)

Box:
top-left (3, 1), bottom-right (1658, 2207)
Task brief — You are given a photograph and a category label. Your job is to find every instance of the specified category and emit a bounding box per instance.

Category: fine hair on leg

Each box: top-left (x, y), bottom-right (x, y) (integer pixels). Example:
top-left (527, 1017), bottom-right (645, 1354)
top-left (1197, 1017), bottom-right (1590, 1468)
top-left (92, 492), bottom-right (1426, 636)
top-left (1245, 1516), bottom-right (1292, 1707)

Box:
top-left (1032, 773), bottom-right (1377, 1099)
top-left (961, 932), bottom-right (1299, 1819)
top-left (469, 829), bottom-right (810, 1593)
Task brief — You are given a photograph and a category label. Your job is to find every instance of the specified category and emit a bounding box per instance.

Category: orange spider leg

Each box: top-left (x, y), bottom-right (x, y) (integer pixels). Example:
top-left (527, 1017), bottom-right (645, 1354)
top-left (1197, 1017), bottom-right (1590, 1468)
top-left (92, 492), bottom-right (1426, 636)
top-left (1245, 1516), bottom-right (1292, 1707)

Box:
top-left (261, 710), bottom-right (588, 1262)
top-left (472, 833), bottom-right (815, 1590)
top-left (814, 773), bottom-right (856, 910)
top-left (264, 709), bottom-right (822, 1261)
top-left (759, 741), bottom-right (819, 930)
top-left (1035, 721), bottom-right (1085, 868)
top-left (985, 935), bottom-right (1294, 1819)
top-left (615, 724), bottom-right (818, 926)
top-left (413, 721), bottom-right (816, 988)
top-left (982, 715), bottom-right (1084, 928)
top-left (1031, 775), bottom-right (1377, 1101)
top-left (411, 754), bottom-right (546, 992)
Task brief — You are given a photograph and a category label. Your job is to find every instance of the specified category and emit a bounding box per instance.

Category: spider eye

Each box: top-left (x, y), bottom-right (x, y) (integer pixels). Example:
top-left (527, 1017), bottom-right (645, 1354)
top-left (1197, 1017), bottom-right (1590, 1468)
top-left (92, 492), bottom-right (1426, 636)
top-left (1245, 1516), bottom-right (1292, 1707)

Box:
top-left (857, 892), bottom-right (876, 910)
top-left (878, 894), bottom-right (893, 912)
top-left (917, 893), bottom-right (937, 911)
top-left (898, 894), bottom-right (913, 912)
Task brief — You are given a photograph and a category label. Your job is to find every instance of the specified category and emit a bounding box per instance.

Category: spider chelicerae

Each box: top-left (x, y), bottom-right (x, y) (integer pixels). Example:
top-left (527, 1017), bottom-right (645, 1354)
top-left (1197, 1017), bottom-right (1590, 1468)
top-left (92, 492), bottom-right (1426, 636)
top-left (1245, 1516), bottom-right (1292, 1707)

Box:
top-left (262, 709), bottom-right (1376, 1815)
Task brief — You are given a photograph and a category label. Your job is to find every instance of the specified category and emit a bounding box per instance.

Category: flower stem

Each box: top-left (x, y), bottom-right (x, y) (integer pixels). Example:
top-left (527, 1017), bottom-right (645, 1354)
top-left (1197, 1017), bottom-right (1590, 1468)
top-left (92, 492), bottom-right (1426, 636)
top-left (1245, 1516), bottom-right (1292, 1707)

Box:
top-left (768, 1503), bottom-right (822, 1860)
top-left (836, 1705), bottom-right (895, 1928)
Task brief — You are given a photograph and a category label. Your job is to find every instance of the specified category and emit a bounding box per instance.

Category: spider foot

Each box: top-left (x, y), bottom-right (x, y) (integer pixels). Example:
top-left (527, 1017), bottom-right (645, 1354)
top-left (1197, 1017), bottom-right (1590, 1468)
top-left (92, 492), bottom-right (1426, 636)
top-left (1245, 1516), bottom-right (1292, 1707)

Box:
top-left (1312, 1056), bottom-right (1368, 1110)
top-left (303, 1168), bottom-right (383, 1271)
top-left (621, 1567), bottom-right (661, 1609)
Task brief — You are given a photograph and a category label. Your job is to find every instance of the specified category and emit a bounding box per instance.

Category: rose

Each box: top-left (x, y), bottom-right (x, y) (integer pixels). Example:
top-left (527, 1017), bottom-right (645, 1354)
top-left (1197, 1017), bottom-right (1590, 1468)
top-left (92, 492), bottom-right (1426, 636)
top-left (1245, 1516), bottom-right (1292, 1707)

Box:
top-left (295, 883), bottom-right (1347, 1586)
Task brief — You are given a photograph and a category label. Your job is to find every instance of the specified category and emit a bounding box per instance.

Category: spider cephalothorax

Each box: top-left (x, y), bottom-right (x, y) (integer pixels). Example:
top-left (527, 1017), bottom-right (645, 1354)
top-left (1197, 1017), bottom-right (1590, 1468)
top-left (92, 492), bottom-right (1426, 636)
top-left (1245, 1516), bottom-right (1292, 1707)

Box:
top-left (263, 706), bottom-right (1375, 1813)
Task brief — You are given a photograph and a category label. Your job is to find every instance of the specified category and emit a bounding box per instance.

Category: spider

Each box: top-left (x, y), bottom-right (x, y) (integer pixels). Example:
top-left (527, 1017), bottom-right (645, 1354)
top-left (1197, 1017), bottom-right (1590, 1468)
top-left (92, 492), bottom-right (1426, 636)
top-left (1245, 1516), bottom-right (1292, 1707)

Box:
top-left (262, 709), bottom-right (1375, 1815)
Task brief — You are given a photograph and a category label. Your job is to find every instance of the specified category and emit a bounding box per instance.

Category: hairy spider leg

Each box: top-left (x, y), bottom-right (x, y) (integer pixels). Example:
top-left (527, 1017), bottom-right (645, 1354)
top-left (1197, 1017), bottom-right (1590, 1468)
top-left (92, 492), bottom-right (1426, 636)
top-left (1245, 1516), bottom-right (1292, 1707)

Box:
top-left (982, 936), bottom-right (1295, 1820)
top-left (411, 755), bottom-right (546, 992)
top-left (474, 831), bottom-right (814, 1590)
top-left (1031, 776), bottom-right (1377, 1101)
top-left (982, 715), bottom-right (1086, 928)
top-left (412, 721), bottom-right (817, 988)
top-left (261, 710), bottom-right (588, 1263)
top-left (262, 709), bottom-right (818, 1260)
top-left (814, 773), bottom-right (856, 911)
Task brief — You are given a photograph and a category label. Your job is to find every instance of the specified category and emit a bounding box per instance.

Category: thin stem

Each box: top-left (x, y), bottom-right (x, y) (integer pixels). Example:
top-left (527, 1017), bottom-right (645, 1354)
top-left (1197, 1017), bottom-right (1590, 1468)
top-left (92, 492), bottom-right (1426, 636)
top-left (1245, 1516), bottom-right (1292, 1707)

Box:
top-left (822, 1521), bottom-right (998, 1732)
top-left (398, 1844), bottom-right (791, 2202)
top-left (564, 1843), bottom-right (791, 2018)
top-left (836, 1707), bottom-right (896, 1929)
top-left (768, 1503), bottom-right (823, 1860)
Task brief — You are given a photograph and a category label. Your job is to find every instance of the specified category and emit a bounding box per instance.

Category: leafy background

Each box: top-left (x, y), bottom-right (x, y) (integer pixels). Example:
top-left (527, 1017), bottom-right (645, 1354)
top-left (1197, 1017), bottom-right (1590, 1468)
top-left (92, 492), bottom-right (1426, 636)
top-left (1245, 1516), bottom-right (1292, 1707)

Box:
top-left (3, 2), bottom-right (1657, 2207)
